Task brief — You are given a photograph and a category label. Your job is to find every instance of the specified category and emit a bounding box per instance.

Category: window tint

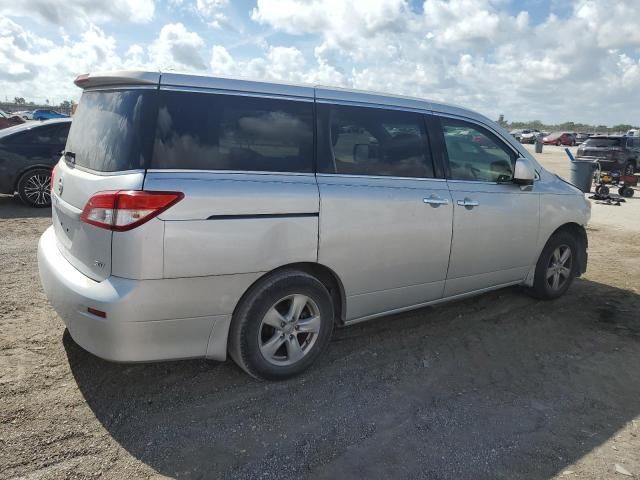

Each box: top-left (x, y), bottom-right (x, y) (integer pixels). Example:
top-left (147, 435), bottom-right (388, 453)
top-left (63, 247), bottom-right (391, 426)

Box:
top-left (152, 91), bottom-right (314, 172)
top-left (583, 137), bottom-right (621, 148)
top-left (441, 118), bottom-right (515, 182)
top-left (318, 104), bottom-right (433, 178)
top-left (4, 123), bottom-right (69, 145)
top-left (66, 90), bottom-right (156, 171)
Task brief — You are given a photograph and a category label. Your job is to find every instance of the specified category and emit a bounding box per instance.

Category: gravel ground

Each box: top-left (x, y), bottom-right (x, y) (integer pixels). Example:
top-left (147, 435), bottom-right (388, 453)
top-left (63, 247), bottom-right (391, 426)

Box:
top-left (1, 146), bottom-right (639, 479)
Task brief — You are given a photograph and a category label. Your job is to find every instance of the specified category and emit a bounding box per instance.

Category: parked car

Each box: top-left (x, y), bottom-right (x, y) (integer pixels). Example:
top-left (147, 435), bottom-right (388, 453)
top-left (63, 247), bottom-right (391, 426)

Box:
top-left (575, 133), bottom-right (593, 145)
top-left (627, 129), bottom-right (639, 137)
top-left (12, 110), bottom-right (34, 120)
top-left (510, 129), bottom-right (524, 141)
top-left (520, 130), bottom-right (543, 144)
top-left (38, 71), bottom-right (590, 380)
top-left (576, 135), bottom-right (639, 175)
top-left (0, 110), bottom-right (26, 130)
top-left (0, 118), bottom-right (71, 207)
top-left (543, 132), bottom-right (575, 146)
top-left (32, 109), bottom-right (69, 121)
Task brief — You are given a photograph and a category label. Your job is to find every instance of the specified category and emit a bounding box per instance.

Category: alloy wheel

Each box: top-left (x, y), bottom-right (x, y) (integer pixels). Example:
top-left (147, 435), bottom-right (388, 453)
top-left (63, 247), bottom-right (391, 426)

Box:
top-left (258, 294), bottom-right (321, 366)
top-left (546, 245), bottom-right (572, 292)
top-left (23, 173), bottom-right (51, 206)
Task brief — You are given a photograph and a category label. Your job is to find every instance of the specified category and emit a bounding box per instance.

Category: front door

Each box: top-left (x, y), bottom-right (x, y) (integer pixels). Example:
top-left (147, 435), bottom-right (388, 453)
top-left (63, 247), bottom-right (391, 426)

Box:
top-left (436, 116), bottom-right (539, 297)
top-left (315, 102), bottom-right (453, 321)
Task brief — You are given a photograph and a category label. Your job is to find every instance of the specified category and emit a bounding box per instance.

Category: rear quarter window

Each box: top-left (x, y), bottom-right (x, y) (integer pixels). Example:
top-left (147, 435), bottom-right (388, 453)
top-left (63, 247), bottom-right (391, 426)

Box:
top-left (152, 91), bottom-right (314, 172)
top-left (65, 89), bottom-right (156, 172)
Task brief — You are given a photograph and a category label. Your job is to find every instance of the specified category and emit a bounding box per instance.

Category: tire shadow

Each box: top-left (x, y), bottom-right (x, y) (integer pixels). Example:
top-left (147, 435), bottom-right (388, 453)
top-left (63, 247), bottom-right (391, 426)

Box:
top-left (65, 278), bottom-right (640, 479)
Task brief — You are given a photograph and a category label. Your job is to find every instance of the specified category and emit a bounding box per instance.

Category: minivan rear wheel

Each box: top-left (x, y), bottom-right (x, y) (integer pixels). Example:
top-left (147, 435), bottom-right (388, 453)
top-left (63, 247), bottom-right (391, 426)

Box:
top-left (228, 270), bottom-right (334, 380)
top-left (17, 168), bottom-right (52, 207)
top-left (529, 231), bottom-right (579, 300)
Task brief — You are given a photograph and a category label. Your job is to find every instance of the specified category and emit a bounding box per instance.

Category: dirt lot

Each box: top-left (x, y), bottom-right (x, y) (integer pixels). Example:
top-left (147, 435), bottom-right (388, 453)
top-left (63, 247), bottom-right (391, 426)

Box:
top-left (1, 146), bottom-right (639, 479)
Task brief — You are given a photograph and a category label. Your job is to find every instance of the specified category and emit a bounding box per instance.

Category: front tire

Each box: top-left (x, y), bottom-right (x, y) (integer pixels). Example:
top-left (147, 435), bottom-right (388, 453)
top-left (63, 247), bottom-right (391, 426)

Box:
top-left (529, 231), bottom-right (579, 300)
top-left (17, 168), bottom-right (52, 207)
top-left (228, 270), bottom-right (334, 380)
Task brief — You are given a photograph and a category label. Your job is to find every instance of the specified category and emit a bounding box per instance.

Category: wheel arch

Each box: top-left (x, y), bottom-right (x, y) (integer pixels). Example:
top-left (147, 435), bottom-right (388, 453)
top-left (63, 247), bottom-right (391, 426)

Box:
top-left (14, 164), bottom-right (53, 191)
top-left (232, 262), bottom-right (347, 326)
top-left (544, 222), bottom-right (588, 273)
top-left (525, 222), bottom-right (588, 286)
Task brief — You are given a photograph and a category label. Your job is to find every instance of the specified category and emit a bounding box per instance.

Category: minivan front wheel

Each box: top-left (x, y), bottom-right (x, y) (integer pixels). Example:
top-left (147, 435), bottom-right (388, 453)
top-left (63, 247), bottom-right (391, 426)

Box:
top-left (228, 270), bottom-right (334, 380)
top-left (530, 231), bottom-right (579, 300)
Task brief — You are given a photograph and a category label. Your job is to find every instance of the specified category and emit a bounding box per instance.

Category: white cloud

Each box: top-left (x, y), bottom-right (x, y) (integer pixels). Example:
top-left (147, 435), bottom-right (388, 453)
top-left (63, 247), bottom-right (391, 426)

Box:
top-left (148, 23), bottom-right (206, 70)
top-left (0, 0), bottom-right (155, 27)
top-left (195, 0), bottom-right (229, 28)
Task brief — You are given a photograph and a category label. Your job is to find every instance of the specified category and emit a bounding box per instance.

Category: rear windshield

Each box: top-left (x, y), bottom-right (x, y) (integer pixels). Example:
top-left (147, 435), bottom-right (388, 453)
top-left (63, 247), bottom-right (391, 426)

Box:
top-left (583, 138), bottom-right (621, 147)
top-left (65, 90), bottom-right (156, 171)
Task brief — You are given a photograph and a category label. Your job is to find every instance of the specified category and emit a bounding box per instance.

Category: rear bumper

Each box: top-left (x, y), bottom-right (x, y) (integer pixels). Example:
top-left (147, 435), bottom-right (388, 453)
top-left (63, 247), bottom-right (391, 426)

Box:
top-left (37, 226), bottom-right (257, 362)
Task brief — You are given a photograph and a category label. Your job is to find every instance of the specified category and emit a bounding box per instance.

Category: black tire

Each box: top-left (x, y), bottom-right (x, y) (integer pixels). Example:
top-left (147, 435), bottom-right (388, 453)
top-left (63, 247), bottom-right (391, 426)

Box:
top-left (529, 231), bottom-right (579, 300)
top-left (17, 168), bottom-right (52, 207)
top-left (228, 270), bottom-right (334, 380)
top-left (619, 186), bottom-right (634, 198)
top-left (597, 185), bottom-right (610, 196)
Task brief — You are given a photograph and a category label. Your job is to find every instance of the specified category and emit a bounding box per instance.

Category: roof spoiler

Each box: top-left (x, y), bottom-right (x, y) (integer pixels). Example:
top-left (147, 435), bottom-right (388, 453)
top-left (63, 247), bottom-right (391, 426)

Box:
top-left (74, 71), bottom-right (161, 89)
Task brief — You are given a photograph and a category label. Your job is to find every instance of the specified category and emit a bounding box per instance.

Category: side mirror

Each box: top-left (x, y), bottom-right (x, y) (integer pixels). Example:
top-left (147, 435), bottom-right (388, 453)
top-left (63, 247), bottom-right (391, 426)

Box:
top-left (513, 157), bottom-right (535, 185)
top-left (353, 143), bottom-right (370, 163)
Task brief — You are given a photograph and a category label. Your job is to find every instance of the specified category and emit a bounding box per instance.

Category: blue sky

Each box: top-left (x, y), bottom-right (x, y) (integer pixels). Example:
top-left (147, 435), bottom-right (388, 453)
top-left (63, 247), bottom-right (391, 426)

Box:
top-left (1, 0), bottom-right (639, 125)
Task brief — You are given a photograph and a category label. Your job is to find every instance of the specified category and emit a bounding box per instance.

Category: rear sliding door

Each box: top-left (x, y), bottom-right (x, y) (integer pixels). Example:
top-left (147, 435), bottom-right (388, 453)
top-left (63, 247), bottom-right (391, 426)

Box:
top-left (316, 103), bottom-right (453, 322)
top-left (144, 90), bottom-right (320, 279)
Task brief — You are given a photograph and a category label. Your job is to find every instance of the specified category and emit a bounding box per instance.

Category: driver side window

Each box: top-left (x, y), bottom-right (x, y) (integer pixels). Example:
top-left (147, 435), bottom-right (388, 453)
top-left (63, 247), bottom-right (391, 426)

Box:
top-left (441, 118), bottom-right (515, 182)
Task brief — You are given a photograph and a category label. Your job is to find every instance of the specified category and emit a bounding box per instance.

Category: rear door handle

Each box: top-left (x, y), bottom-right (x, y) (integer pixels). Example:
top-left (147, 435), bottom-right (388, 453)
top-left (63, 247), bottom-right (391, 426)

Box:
top-left (423, 196), bottom-right (449, 206)
top-left (456, 198), bottom-right (479, 207)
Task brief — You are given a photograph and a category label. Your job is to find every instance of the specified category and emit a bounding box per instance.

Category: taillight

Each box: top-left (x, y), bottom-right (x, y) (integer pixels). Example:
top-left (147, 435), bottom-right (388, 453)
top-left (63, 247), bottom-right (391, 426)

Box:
top-left (80, 191), bottom-right (184, 231)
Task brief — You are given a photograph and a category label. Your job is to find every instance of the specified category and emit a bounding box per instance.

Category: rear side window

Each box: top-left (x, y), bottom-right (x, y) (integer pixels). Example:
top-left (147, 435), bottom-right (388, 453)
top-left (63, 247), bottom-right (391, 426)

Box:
top-left (317, 104), bottom-right (434, 178)
top-left (583, 138), bottom-right (621, 148)
top-left (3, 123), bottom-right (69, 145)
top-left (152, 91), bottom-right (314, 172)
top-left (65, 90), bottom-right (156, 172)
top-left (440, 118), bottom-right (516, 182)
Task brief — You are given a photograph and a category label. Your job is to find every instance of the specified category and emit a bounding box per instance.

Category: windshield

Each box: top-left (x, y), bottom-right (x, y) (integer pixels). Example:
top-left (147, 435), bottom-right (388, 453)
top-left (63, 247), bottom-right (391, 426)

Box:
top-left (583, 138), bottom-right (622, 148)
top-left (65, 89), bottom-right (156, 172)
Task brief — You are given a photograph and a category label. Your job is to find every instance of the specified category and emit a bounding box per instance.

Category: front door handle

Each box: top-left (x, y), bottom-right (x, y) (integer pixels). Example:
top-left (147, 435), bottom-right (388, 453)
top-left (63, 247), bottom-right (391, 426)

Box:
top-left (456, 198), bottom-right (480, 207)
top-left (423, 196), bottom-right (449, 206)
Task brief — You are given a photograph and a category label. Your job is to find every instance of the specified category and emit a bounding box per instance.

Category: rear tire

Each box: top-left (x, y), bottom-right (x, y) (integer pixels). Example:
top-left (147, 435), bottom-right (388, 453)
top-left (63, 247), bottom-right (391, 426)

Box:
top-left (529, 231), bottom-right (579, 300)
top-left (228, 270), bottom-right (334, 380)
top-left (17, 168), bottom-right (52, 207)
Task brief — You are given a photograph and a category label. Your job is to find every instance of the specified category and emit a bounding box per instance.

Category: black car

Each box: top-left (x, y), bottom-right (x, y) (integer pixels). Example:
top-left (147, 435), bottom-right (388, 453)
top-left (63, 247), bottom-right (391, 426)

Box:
top-left (576, 135), bottom-right (640, 176)
top-left (0, 119), bottom-right (71, 207)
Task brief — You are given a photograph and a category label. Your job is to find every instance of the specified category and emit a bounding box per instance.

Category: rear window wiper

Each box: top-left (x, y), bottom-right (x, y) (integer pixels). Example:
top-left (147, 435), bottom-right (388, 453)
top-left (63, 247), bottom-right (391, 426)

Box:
top-left (63, 151), bottom-right (76, 163)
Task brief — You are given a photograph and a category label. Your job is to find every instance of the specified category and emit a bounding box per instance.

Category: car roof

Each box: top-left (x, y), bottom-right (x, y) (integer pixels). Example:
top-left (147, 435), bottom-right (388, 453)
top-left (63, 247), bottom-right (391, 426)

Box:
top-left (75, 70), bottom-right (494, 125)
top-left (0, 118), bottom-right (71, 139)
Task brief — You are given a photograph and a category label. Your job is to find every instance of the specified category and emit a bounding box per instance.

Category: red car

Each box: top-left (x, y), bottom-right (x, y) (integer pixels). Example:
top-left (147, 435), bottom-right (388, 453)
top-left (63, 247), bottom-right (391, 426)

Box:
top-left (0, 110), bottom-right (25, 130)
top-left (543, 132), bottom-right (575, 146)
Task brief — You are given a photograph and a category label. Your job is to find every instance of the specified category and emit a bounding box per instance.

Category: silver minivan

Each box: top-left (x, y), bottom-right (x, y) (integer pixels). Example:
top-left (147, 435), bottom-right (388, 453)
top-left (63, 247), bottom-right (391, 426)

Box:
top-left (38, 71), bottom-right (590, 380)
